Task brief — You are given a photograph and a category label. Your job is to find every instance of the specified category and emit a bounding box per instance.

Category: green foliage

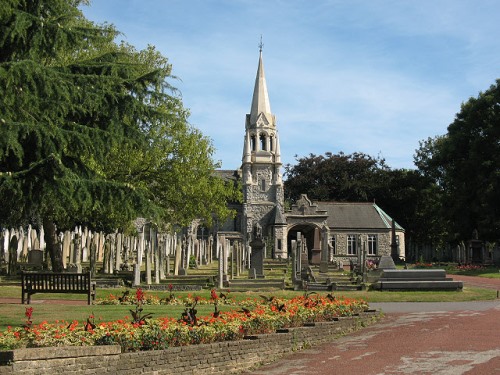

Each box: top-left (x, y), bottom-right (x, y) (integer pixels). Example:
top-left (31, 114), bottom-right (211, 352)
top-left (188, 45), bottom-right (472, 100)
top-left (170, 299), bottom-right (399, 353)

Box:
top-left (284, 151), bottom-right (389, 202)
top-left (284, 151), bottom-right (441, 248)
top-left (0, 1), bottom-right (239, 269)
top-left (415, 80), bottom-right (500, 243)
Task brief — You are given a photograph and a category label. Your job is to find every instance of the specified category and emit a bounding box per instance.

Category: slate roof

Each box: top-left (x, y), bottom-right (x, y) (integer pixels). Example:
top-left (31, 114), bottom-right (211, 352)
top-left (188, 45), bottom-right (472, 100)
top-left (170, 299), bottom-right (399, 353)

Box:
top-left (271, 205), bottom-right (287, 225)
top-left (213, 169), bottom-right (241, 182)
top-left (316, 202), bottom-right (404, 231)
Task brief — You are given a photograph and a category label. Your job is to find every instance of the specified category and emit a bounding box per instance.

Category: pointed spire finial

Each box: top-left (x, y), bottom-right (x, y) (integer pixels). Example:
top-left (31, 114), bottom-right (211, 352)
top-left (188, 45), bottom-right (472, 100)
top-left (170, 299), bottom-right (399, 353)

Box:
top-left (258, 35), bottom-right (264, 52)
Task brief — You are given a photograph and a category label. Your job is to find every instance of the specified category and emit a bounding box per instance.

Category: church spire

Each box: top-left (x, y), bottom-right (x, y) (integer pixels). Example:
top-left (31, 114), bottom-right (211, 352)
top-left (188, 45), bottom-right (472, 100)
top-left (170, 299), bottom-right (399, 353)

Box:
top-left (249, 44), bottom-right (272, 125)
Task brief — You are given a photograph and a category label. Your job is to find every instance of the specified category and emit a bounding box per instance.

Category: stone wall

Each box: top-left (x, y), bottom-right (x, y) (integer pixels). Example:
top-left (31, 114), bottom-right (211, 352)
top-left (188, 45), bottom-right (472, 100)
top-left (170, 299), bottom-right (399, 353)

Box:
top-left (0, 312), bottom-right (379, 375)
top-left (332, 230), bottom-right (405, 260)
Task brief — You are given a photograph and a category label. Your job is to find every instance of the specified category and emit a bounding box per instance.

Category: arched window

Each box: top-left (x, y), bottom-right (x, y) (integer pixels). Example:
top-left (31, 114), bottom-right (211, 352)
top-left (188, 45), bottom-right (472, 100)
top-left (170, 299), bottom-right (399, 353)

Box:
top-left (250, 135), bottom-right (256, 151)
top-left (260, 134), bottom-right (266, 151)
top-left (269, 136), bottom-right (274, 151)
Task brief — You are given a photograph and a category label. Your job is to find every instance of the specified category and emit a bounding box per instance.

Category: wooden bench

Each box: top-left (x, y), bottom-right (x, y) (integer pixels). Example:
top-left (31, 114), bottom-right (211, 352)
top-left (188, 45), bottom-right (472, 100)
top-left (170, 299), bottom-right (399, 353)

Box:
top-left (21, 272), bottom-right (96, 305)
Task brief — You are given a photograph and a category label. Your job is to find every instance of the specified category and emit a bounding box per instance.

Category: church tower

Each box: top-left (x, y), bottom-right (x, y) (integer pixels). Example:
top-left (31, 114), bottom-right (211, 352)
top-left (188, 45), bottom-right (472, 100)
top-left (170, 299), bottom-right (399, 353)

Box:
top-left (241, 46), bottom-right (287, 259)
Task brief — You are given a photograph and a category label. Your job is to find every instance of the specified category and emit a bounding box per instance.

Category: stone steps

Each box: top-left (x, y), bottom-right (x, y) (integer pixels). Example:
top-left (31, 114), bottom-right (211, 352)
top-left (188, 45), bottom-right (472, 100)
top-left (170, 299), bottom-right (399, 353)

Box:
top-left (372, 280), bottom-right (463, 291)
top-left (371, 269), bottom-right (463, 291)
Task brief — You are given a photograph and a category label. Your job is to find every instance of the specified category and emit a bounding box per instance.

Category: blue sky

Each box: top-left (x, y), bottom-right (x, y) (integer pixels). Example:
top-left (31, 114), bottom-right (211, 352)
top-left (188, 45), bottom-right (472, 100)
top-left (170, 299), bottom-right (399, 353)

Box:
top-left (82, 0), bottom-right (500, 171)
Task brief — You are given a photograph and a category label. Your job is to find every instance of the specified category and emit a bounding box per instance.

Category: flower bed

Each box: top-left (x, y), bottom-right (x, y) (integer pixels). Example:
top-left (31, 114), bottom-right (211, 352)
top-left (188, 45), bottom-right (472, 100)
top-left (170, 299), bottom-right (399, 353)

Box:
top-left (0, 289), bottom-right (369, 352)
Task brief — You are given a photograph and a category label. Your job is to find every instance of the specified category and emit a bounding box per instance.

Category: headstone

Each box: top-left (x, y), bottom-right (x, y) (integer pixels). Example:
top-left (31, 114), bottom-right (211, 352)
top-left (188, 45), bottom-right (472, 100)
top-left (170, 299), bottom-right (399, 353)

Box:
top-left (62, 231), bottom-right (71, 268)
top-left (320, 226), bottom-right (329, 272)
top-left (174, 241), bottom-right (182, 276)
top-left (115, 233), bottom-right (123, 271)
top-left (178, 267), bottom-right (187, 276)
top-left (145, 241), bottom-right (152, 284)
top-left (248, 267), bottom-right (257, 279)
top-left (89, 240), bottom-right (97, 277)
top-left (311, 227), bottom-right (322, 264)
top-left (291, 240), bottom-right (298, 283)
top-left (249, 234), bottom-right (265, 278)
top-left (8, 235), bottom-right (18, 275)
top-left (133, 263), bottom-right (141, 286)
top-left (378, 255), bottom-right (397, 270)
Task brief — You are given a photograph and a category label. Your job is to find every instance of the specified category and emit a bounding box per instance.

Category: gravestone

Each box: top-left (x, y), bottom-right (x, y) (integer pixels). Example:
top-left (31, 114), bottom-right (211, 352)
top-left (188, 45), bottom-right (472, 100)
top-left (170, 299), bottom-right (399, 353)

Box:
top-left (249, 223), bottom-right (264, 277)
top-left (291, 240), bottom-right (298, 283)
top-left (8, 235), bottom-right (18, 275)
top-left (378, 255), bottom-right (396, 270)
top-left (133, 263), bottom-right (141, 286)
top-left (28, 249), bottom-right (43, 268)
top-left (311, 227), bottom-right (322, 264)
top-left (249, 240), bottom-right (264, 277)
top-left (248, 267), bottom-right (257, 279)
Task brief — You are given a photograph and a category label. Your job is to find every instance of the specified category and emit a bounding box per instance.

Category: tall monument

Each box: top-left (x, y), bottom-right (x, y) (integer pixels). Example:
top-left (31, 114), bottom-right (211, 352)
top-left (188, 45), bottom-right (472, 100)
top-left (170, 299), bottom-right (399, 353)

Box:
top-left (241, 44), bottom-right (287, 259)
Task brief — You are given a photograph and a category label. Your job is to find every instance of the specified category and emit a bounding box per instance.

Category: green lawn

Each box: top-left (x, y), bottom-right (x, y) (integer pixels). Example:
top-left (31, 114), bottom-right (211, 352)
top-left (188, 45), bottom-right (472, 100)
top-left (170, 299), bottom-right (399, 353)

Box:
top-left (0, 285), bottom-right (497, 332)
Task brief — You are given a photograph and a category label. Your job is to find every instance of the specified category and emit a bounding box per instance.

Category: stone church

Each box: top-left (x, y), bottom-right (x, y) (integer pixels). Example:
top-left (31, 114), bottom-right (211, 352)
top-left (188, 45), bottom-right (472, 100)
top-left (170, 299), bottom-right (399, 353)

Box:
top-left (215, 50), bottom-right (405, 267)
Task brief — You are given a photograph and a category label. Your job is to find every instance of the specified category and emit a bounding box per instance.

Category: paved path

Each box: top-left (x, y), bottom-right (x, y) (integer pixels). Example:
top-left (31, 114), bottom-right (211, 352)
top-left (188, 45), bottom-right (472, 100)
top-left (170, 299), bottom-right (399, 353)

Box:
top-left (242, 276), bottom-right (500, 375)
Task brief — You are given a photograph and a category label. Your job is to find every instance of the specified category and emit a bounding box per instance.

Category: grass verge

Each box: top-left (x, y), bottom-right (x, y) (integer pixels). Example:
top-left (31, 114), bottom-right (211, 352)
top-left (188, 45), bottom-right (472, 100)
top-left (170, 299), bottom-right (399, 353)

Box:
top-left (0, 285), bottom-right (497, 332)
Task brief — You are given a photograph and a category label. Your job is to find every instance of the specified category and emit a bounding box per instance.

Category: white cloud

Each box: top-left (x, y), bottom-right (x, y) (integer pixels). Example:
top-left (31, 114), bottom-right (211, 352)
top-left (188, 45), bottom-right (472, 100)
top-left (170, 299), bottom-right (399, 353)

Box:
top-left (82, 0), bottom-right (500, 170)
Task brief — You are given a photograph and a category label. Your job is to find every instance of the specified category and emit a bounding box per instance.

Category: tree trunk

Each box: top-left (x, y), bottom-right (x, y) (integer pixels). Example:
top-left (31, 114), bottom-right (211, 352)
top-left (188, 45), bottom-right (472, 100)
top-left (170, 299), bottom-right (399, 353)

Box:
top-left (43, 218), bottom-right (64, 272)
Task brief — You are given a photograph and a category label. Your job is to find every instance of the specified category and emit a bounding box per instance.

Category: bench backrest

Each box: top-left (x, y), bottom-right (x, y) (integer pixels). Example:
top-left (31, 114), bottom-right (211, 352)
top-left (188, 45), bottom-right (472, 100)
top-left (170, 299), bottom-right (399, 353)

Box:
top-left (22, 272), bottom-right (91, 292)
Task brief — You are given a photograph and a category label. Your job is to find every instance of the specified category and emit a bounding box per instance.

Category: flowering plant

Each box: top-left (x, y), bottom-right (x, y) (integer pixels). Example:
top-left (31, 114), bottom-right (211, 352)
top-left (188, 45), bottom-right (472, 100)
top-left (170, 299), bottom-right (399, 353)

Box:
top-left (0, 294), bottom-right (369, 351)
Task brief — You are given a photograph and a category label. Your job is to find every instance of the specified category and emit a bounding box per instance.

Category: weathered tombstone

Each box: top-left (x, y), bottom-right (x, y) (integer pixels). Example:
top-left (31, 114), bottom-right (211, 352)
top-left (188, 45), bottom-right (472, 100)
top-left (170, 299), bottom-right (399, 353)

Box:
top-left (72, 232), bottom-right (82, 272)
top-left (378, 255), bottom-right (397, 270)
top-left (320, 227), bottom-right (329, 273)
top-left (248, 267), bottom-right (257, 279)
top-left (249, 224), bottom-right (264, 277)
top-left (218, 240), bottom-right (224, 289)
top-left (103, 239), bottom-right (111, 274)
top-left (115, 232), bottom-right (123, 272)
top-left (8, 235), bottom-right (18, 275)
top-left (174, 240), bottom-right (182, 276)
top-left (145, 240), bottom-right (152, 285)
top-left (62, 231), bottom-right (71, 269)
top-left (311, 227), bottom-right (322, 264)
top-left (133, 263), bottom-right (141, 286)
top-left (291, 240), bottom-right (298, 283)
top-left (89, 240), bottom-right (97, 277)
top-left (178, 267), bottom-right (187, 276)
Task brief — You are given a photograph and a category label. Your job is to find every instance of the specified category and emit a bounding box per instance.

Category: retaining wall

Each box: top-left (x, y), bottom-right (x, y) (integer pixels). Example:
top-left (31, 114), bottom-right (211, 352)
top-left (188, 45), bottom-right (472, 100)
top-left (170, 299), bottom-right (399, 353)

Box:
top-left (0, 311), bottom-right (380, 375)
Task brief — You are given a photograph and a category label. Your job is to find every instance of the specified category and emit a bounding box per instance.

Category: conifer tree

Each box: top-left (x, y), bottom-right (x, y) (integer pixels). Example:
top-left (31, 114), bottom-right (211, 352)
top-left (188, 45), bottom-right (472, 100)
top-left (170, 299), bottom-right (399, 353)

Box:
top-left (0, 0), bottom-right (239, 270)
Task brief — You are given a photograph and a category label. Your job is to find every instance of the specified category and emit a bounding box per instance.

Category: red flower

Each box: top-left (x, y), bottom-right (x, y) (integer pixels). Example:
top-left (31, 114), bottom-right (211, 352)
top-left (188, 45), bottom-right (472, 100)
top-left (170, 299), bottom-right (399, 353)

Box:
top-left (25, 307), bottom-right (33, 320)
top-left (211, 289), bottom-right (218, 300)
top-left (136, 288), bottom-right (144, 302)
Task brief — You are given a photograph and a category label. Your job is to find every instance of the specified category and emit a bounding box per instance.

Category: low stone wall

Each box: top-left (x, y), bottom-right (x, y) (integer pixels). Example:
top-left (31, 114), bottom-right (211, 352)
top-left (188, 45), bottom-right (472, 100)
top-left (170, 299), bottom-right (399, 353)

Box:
top-left (0, 311), bottom-right (380, 375)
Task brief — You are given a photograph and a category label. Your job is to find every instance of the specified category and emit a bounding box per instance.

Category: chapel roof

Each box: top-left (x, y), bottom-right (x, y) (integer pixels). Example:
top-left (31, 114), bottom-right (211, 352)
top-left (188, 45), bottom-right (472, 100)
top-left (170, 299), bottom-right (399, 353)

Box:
top-left (316, 201), bottom-right (404, 231)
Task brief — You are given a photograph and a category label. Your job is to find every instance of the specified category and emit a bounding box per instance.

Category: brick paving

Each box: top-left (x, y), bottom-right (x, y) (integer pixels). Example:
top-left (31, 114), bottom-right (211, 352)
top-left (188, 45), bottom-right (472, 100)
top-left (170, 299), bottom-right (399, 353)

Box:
top-left (242, 276), bottom-right (500, 375)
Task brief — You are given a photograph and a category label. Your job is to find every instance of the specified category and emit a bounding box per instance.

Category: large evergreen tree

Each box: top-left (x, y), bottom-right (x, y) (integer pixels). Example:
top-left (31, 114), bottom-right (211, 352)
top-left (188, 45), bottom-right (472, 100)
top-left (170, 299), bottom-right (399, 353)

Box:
top-left (415, 80), bottom-right (500, 243)
top-left (0, 0), bottom-right (238, 270)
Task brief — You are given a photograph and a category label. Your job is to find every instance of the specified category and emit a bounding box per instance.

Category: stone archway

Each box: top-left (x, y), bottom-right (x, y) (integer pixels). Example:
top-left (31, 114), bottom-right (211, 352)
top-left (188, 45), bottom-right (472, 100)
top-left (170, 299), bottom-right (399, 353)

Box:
top-left (287, 223), bottom-right (319, 263)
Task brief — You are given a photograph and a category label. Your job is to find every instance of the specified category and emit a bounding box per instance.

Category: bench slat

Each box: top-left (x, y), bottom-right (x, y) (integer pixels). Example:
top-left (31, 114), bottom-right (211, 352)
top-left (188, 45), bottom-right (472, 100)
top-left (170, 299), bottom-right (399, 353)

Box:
top-left (21, 272), bottom-right (95, 305)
